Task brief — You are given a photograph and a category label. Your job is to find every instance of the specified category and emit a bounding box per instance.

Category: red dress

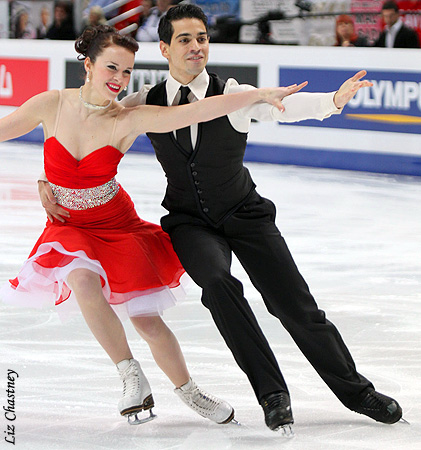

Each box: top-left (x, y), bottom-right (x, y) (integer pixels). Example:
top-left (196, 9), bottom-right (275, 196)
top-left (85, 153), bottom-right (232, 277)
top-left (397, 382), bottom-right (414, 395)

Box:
top-left (1, 136), bottom-right (187, 319)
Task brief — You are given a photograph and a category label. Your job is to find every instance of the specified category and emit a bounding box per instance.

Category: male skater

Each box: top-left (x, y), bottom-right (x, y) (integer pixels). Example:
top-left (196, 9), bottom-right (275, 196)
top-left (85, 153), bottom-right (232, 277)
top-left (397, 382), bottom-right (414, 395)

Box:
top-left (40, 4), bottom-right (402, 433)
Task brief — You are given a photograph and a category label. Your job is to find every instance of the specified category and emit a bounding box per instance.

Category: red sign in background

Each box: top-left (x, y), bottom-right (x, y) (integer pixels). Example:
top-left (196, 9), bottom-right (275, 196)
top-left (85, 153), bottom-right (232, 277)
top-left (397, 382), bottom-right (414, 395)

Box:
top-left (350, 0), bottom-right (384, 45)
top-left (0, 58), bottom-right (49, 107)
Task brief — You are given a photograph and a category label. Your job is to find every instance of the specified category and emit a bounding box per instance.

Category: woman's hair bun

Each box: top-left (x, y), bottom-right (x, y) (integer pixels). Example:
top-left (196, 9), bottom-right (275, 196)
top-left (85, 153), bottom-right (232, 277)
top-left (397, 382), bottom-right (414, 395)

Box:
top-left (75, 25), bottom-right (115, 60)
top-left (74, 25), bottom-right (138, 62)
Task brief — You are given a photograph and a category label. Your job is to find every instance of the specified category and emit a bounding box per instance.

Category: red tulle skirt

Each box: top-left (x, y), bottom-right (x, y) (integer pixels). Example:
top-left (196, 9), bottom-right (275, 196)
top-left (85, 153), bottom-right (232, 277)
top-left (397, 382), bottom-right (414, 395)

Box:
top-left (1, 186), bottom-right (187, 319)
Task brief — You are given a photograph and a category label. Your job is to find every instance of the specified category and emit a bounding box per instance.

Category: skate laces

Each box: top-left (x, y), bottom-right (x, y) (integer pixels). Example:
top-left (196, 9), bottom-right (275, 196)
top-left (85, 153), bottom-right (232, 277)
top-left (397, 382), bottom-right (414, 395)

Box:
top-left (262, 392), bottom-right (290, 410)
top-left (120, 362), bottom-right (140, 398)
top-left (191, 387), bottom-right (220, 412)
top-left (179, 381), bottom-right (221, 413)
top-left (361, 390), bottom-right (396, 413)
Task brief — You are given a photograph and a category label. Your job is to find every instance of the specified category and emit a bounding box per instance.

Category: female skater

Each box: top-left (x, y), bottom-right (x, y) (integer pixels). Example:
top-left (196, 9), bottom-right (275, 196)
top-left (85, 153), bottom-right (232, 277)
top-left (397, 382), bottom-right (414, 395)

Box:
top-left (0, 25), bottom-right (306, 425)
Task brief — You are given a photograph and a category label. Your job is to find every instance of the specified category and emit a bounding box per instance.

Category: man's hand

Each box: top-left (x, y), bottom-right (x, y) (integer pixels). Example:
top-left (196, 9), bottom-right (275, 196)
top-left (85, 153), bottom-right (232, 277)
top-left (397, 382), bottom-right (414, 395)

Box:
top-left (260, 81), bottom-right (309, 112)
top-left (334, 70), bottom-right (373, 109)
top-left (38, 180), bottom-right (70, 223)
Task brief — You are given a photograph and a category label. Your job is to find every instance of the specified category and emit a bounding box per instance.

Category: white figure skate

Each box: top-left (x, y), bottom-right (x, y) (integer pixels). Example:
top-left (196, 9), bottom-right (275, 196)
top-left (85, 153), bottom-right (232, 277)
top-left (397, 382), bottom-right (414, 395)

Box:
top-left (174, 378), bottom-right (235, 424)
top-left (117, 359), bottom-right (156, 425)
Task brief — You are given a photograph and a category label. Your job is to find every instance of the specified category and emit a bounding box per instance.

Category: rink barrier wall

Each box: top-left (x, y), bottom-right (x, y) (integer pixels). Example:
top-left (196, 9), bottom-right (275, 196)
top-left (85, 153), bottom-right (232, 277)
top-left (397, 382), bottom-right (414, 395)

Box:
top-left (1, 40), bottom-right (421, 177)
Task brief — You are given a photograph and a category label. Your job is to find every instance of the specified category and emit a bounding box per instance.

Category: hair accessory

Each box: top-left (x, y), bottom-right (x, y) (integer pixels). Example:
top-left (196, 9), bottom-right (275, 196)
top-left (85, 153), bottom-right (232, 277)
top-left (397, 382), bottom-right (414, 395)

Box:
top-left (79, 86), bottom-right (112, 110)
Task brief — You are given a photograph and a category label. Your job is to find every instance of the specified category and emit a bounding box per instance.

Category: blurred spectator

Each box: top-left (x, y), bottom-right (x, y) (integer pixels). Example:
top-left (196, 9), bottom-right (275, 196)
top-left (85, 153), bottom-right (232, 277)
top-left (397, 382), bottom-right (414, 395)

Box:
top-left (83, 0), bottom-right (118, 19)
top-left (46, 1), bottom-right (76, 40)
top-left (135, 0), bottom-right (174, 41)
top-left (83, 5), bottom-right (107, 30)
top-left (13, 9), bottom-right (36, 39)
top-left (374, 0), bottom-right (420, 47)
top-left (137, 0), bottom-right (155, 29)
top-left (398, 0), bottom-right (421, 44)
top-left (37, 6), bottom-right (51, 39)
top-left (334, 15), bottom-right (368, 47)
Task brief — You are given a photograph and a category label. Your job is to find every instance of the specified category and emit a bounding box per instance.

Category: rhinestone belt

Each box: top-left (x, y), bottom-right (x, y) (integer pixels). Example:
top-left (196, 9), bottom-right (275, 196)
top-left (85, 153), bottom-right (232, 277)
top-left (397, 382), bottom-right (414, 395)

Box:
top-left (49, 178), bottom-right (119, 210)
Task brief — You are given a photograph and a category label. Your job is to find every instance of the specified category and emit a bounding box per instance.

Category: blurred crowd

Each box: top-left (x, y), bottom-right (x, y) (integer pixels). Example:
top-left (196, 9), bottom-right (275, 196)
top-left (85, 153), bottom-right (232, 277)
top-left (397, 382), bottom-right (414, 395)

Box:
top-left (6, 0), bottom-right (421, 48)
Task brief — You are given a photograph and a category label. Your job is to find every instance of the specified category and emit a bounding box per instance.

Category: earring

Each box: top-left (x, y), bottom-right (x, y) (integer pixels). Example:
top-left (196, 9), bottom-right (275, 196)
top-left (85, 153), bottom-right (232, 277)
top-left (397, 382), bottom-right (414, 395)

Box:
top-left (123, 86), bottom-right (127, 91)
top-left (86, 72), bottom-right (90, 83)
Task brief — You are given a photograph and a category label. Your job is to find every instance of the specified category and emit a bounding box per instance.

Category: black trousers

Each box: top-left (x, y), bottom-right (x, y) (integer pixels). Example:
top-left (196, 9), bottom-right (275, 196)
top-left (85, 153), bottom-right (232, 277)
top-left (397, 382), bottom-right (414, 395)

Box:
top-left (164, 192), bottom-right (373, 407)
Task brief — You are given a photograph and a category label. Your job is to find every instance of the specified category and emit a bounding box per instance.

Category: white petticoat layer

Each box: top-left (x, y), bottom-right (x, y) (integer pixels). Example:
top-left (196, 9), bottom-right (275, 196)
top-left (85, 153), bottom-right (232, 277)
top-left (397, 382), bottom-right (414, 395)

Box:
top-left (0, 241), bottom-right (190, 322)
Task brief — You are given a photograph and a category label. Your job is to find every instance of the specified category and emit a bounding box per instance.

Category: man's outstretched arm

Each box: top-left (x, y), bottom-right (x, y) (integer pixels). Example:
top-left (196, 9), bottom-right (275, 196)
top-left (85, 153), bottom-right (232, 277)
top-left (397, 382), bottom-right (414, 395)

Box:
top-left (227, 70), bottom-right (373, 128)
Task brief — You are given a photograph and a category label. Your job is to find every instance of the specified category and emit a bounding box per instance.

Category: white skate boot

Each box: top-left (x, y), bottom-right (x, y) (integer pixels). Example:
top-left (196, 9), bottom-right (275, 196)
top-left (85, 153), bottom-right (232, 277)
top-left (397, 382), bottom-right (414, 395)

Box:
top-left (174, 378), bottom-right (235, 424)
top-left (116, 359), bottom-right (156, 425)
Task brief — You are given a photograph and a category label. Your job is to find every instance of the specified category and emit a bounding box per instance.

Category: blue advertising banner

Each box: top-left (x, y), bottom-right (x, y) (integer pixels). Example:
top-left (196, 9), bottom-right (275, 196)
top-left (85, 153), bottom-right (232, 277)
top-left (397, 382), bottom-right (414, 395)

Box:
top-left (279, 67), bottom-right (421, 135)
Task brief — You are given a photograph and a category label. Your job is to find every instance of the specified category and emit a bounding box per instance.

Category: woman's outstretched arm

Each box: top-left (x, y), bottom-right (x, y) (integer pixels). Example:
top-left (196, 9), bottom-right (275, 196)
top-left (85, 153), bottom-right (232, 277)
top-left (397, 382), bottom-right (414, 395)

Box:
top-left (126, 82), bottom-right (308, 136)
top-left (0, 91), bottom-right (57, 143)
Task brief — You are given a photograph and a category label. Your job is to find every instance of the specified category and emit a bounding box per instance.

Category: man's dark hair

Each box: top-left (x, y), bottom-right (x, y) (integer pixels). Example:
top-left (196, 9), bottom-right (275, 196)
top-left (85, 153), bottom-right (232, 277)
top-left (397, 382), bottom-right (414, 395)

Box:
top-left (158, 3), bottom-right (208, 44)
top-left (382, 1), bottom-right (399, 12)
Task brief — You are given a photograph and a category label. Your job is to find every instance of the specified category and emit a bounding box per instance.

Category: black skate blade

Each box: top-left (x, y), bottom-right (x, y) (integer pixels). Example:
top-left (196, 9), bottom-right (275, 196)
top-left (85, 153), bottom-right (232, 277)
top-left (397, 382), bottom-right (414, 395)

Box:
top-left (273, 423), bottom-right (294, 438)
top-left (127, 409), bottom-right (157, 426)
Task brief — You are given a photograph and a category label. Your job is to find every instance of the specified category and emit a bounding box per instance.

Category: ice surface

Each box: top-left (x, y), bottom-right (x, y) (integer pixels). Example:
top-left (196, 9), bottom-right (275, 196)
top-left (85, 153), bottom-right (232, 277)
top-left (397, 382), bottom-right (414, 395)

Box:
top-left (1, 141), bottom-right (420, 449)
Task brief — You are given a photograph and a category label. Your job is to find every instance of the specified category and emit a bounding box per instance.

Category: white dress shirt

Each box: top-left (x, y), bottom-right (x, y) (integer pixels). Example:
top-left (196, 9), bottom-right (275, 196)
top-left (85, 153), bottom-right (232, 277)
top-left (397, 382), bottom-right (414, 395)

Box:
top-left (121, 69), bottom-right (341, 148)
top-left (385, 19), bottom-right (403, 48)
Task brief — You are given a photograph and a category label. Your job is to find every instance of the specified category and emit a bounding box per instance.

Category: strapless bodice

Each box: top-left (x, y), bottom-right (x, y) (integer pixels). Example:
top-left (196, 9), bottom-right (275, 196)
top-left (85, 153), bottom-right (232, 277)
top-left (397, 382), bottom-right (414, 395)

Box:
top-left (44, 137), bottom-right (124, 189)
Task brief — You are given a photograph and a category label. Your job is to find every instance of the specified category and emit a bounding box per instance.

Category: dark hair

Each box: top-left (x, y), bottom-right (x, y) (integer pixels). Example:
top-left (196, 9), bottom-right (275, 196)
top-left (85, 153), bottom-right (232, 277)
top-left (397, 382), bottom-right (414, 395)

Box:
top-left (158, 3), bottom-right (208, 44)
top-left (75, 25), bottom-right (139, 62)
top-left (382, 1), bottom-right (399, 12)
top-left (14, 9), bottom-right (29, 39)
top-left (55, 1), bottom-right (72, 14)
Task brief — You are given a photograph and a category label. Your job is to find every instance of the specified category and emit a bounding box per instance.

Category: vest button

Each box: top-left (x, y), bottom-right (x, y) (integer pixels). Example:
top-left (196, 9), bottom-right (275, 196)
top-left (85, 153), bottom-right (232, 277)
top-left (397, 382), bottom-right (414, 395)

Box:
top-left (194, 181), bottom-right (200, 185)
top-left (200, 199), bottom-right (205, 204)
top-left (203, 208), bottom-right (209, 213)
top-left (190, 162), bottom-right (196, 168)
top-left (197, 189), bottom-right (203, 194)
top-left (192, 171), bottom-right (198, 176)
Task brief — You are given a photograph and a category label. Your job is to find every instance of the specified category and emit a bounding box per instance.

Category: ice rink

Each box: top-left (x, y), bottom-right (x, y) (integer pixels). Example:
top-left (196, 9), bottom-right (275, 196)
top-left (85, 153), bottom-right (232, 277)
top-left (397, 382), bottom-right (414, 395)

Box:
top-left (1, 141), bottom-right (420, 449)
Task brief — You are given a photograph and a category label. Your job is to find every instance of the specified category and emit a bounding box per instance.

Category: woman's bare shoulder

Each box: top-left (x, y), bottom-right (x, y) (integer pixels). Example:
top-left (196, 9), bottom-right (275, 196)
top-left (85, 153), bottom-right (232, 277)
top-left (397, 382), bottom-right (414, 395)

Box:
top-left (25, 89), bottom-right (61, 112)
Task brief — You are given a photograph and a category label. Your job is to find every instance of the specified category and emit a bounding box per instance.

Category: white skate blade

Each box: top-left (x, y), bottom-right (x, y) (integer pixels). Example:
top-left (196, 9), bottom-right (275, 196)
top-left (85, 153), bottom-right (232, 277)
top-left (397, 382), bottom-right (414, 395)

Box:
top-left (273, 423), bottom-right (294, 438)
top-left (127, 409), bottom-right (157, 425)
top-left (230, 418), bottom-right (242, 426)
top-left (400, 417), bottom-right (410, 425)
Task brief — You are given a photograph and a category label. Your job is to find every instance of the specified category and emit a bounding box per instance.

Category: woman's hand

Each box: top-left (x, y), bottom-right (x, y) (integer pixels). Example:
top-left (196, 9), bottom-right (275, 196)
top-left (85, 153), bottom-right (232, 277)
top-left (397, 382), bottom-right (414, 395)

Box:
top-left (38, 180), bottom-right (70, 223)
top-left (258, 82), bottom-right (309, 112)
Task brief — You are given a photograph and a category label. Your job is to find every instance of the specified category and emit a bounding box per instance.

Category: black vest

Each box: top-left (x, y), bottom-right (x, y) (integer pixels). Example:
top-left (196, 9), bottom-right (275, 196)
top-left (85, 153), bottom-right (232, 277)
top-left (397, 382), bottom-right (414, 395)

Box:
top-left (146, 73), bottom-right (255, 228)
